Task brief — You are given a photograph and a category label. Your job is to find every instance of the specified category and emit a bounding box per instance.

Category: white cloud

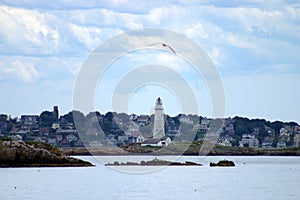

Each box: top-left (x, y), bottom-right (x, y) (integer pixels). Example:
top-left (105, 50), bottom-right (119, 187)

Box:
top-left (0, 1), bottom-right (299, 121)
top-left (144, 6), bottom-right (185, 26)
top-left (57, 9), bottom-right (143, 30)
top-left (0, 5), bottom-right (61, 55)
top-left (2, 61), bottom-right (39, 83)
top-left (69, 24), bottom-right (102, 50)
top-left (156, 53), bottom-right (186, 73)
top-left (208, 47), bottom-right (223, 67)
top-left (145, 8), bottom-right (163, 26)
top-left (185, 22), bottom-right (208, 39)
top-left (111, 0), bottom-right (128, 6)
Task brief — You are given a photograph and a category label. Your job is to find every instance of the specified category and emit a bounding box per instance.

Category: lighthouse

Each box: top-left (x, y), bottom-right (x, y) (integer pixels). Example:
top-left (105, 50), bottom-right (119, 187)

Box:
top-left (153, 97), bottom-right (165, 139)
top-left (141, 97), bottom-right (171, 147)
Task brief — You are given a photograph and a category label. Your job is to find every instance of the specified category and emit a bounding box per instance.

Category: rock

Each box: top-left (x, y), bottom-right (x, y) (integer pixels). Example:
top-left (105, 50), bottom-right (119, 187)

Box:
top-left (0, 141), bottom-right (94, 167)
top-left (105, 158), bottom-right (203, 166)
top-left (210, 160), bottom-right (235, 167)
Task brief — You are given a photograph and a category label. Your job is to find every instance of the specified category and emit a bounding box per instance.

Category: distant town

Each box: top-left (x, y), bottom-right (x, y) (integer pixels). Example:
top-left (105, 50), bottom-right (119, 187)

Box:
top-left (1, 105), bottom-right (300, 149)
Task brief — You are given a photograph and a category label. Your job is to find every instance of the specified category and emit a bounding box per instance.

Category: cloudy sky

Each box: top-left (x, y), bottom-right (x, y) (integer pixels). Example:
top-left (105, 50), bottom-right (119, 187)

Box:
top-left (0, 0), bottom-right (299, 123)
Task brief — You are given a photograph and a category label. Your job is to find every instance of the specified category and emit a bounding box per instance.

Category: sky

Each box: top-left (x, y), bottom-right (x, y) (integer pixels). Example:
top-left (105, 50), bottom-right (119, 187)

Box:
top-left (0, 0), bottom-right (300, 123)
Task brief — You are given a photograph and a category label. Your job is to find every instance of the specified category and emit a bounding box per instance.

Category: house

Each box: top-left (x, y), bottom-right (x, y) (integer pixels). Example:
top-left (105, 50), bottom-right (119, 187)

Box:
top-left (277, 141), bottom-right (287, 148)
top-left (118, 135), bottom-right (129, 143)
top-left (293, 126), bottom-right (300, 134)
top-left (239, 134), bottom-right (259, 148)
top-left (262, 142), bottom-right (273, 148)
top-left (166, 126), bottom-right (179, 137)
top-left (136, 134), bottom-right (145, 143)
top-left (200, 117), bottom-right (210, 126)
top-left (129, 133), bottom-right (145, 143)
top-left (39, 127), bottom-right (50, 136)
top-left (47, 138), bottom-right (57, 146)
top-left (61, 138), bottom-right (71, 147)
top-left (51, 123), bottom-right (60, 129)
top-left (293, 134), bottom-right (300, 147)
top-left (55, 134), bottom-right (62, 141)
top-left (253, 127), bottom-right (260, 135)
top-left (265, 127), bottom-right (275, 135)
top-left (218, 138), bottom-right (232, 147)
top-left (141, 137), bottom-right (171, 147)
top-left (8, 134), bottom-right (23, 141)
top-left (249, 139), bottom-right (259, 148)
top-left (74, 140), bottom-right (84, 147)
top-left (197, 124), bottom-right (208, 134)
top-left (20, 115), bottom-right (38, 125)
top-left (34, 137), bottom-right (46, 143)
top-left (136, 115), bottom-right (150, 126)
top-left (56, 129), bottom-right (77, 136)
top-left (279, 127), bottom-right (290, 137)
top-left (179, 115), bottom-right (194, 125)
top-left (106, 134), bottom-right (117, 145)
top-left (66, 134), bottom-right (78, 142)
top-left (125, 122), bottom-right (140, 136)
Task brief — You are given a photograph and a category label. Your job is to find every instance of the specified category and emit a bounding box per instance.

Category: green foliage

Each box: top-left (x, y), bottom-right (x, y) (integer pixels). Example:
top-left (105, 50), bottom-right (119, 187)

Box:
top-left (0, 114), bottom-right (8, 122)
top-left (233, 117), bottom-right (251, 135)
top-left (270, 121), bottom-right (284, 134)
top-left (0, 136), bottom-right (12, 141)
top-left (140, 123), bottom-right (153, 135)
top-left (61, 111), bottom-right (75, 123)
top-left (117, 113), bottom-right (130, 123)
top-left (195, 131), bottom-right (205, 140)
top-left (100, 121), bottom-right (112, 134)
top-left (40, 111), bottom-right (56, 127)
top-left (71, 110), bottom-right (86, 133)
top-left (104, 112), bottom-right (114, 122)
top-left (26, 141), bottom-right (63, 155)
top-left (178, 122), bottom-right (196, 142)
top-left (230, 137), bottom-right (240, 146)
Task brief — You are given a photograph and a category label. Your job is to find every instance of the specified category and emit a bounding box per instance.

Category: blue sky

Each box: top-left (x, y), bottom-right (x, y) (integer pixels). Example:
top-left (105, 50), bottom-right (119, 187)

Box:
top-left (0, 0), bottom-right (300, 123)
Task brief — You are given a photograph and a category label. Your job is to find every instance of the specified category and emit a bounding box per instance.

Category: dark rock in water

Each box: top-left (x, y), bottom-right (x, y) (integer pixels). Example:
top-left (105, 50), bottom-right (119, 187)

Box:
top-left (0, 141), bottom-right (94, 167)
top-left (105, 158), bottom-right (203, 166)
top-left (210, 160), bottom-right (235, 167)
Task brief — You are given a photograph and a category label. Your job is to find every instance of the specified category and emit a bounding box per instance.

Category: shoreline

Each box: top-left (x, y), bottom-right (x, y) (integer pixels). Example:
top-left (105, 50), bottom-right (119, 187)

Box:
top-left (62, 145), bottom-right (300, 157)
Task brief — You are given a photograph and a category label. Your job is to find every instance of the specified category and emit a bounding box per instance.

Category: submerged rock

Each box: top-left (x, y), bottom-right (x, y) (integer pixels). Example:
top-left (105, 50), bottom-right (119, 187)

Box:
top-left (0, 141), bottom-right (93, 167)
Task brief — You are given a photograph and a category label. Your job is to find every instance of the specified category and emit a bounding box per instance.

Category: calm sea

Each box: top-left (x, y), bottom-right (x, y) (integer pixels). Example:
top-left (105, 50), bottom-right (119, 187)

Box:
top-left (1, 156), bottom-right (299, 200)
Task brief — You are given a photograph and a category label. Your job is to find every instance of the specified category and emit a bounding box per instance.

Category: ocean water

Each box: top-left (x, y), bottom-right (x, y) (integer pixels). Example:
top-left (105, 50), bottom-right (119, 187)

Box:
top-left (1, 156), bottom-right (299, 200)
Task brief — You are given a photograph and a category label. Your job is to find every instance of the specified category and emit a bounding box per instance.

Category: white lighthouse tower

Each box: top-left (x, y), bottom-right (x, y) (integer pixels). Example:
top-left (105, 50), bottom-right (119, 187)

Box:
top-left (153, 97), bottom-right (165, 139)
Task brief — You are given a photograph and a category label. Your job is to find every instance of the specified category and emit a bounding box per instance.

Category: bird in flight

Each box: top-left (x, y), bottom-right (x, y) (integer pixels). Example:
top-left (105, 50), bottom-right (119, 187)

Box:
top-left (149, 43), bottom-right (176, 54)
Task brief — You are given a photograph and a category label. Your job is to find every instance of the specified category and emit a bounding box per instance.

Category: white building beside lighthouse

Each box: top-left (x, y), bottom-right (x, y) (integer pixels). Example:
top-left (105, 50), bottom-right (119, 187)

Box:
top-left (153, 97), bottom-right (165, 139)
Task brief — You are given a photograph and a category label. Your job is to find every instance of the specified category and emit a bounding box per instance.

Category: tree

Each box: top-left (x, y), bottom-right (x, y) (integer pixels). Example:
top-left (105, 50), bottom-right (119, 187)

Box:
top-left (71, 110), bottom-right (86, 133)
top-left (270, 121), bottom-right (284, 134)
top-left (40, 111), bottom-right (56, 127)
top-left (0, 114), bottom-right (8, 122)
top-left (117, 113), bottom-right (130, 123)
top-left (104, 112), bottom-right (114, 122)
top-left (61, 112), bottom-right (75, 124)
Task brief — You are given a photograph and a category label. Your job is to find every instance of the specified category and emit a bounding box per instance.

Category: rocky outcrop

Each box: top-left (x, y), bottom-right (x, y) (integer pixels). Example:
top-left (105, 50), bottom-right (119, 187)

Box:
top-left (105, 158), bottom-right (203, 166)
top-left (210, 160), bottom-right (235, 167)
top-left (0, 141), bottom-right (93, 167)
